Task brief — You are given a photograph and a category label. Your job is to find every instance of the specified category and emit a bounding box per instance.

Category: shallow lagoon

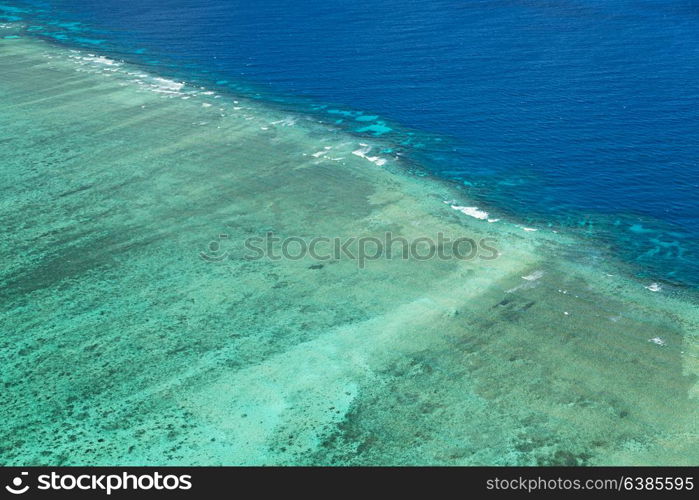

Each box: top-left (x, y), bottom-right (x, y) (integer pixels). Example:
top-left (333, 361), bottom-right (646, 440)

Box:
top-left (0, 30), bottom-right (697, 465)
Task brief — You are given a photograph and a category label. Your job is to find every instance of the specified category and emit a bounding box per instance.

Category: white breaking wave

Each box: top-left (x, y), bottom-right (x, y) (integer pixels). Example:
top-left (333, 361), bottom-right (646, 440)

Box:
top-left (450, 205), bottom-right (489, 220)
top-left (352, 144), bottom-right (388, 166)
top-left (151, 77), bottom-right (185, 93)
top-left (82, 54), bottom-right (121, 66)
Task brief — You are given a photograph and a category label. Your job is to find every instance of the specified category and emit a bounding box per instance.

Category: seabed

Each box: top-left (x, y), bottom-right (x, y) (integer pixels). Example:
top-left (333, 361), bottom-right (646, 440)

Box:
top-left (0, 29), bottom-right (697, 465)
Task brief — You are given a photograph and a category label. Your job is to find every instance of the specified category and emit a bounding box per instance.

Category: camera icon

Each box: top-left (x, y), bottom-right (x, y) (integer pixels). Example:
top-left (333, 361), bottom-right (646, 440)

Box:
top-left (5, 472), bottom-right (29, 495)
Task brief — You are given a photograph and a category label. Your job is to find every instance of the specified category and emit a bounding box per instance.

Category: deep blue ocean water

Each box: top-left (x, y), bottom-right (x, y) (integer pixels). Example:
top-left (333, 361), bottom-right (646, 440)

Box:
top-left (4, 0), bottom-right (699, 287)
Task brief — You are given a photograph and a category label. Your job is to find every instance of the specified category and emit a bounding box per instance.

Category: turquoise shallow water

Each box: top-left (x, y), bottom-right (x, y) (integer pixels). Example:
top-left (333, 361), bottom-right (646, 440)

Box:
top-left (1, 25), bottom-right (698, 465)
